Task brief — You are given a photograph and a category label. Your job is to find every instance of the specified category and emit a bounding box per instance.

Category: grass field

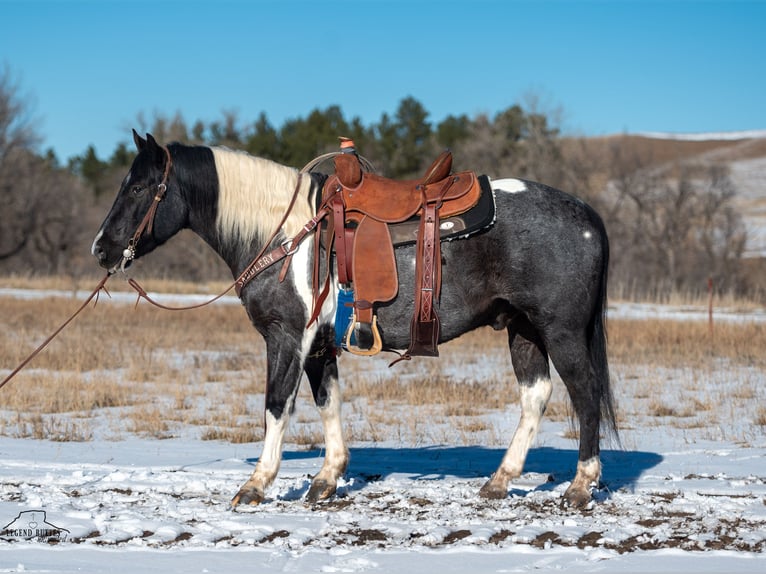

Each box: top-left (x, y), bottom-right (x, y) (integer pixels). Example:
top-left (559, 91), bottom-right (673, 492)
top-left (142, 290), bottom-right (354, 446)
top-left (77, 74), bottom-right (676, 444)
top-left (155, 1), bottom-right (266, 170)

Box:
top-left (1, 281), bottom-right (764, 447)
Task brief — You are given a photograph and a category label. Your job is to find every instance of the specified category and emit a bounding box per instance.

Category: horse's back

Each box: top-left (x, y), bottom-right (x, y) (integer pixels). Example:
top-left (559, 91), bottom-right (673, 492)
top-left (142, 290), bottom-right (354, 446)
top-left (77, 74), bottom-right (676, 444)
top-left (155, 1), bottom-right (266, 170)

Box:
top-left (378, 177), bottom-right (608, 346)
top-left (462, 177), bottom-right (608, 322)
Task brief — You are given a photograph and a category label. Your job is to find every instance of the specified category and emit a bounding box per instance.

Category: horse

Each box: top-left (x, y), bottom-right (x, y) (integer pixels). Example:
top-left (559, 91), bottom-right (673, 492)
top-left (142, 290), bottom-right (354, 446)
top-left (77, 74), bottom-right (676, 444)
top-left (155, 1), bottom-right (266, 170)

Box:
top-left (92, 131), bottom-right (617, 509)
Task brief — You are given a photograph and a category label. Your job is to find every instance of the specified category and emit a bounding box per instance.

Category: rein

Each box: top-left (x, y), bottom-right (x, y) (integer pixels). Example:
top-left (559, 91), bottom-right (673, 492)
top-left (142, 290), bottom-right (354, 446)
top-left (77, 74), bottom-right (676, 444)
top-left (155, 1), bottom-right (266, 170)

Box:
top-left (124, 155), bottom-right (332, 311)
top-left (1, 152), bottom-right (331, 390)
top-left (0, 273), bottom-right (111, 391)
top-left (126, 171), bottom-right (328, 310)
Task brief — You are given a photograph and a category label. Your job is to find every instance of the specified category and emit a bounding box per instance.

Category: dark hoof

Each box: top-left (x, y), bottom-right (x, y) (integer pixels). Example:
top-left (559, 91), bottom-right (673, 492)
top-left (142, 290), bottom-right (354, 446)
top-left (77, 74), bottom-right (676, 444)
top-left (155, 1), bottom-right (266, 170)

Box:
top-left (562, 487), bottom-right (592, 509)
top-left (306, 478), bottom-right (337, 503)
top-left (231, 486), bottom-right (265, 507)
top-left (479, 480), bottom-right (507, 500)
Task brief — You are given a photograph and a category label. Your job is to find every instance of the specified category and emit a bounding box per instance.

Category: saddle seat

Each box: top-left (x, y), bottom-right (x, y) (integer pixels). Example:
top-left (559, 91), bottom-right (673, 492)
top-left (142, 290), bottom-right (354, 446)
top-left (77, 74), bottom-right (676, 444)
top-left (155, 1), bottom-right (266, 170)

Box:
top-left (317, 146), bottom-right (483, 360)
top-left (333, 150), bottom-right (479, 222)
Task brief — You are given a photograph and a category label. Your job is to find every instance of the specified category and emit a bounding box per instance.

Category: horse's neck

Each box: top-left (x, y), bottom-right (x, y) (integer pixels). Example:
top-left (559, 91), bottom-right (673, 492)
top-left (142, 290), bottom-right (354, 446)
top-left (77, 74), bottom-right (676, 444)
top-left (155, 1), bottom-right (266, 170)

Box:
top-left (181, 148), bottom-right (315, 276)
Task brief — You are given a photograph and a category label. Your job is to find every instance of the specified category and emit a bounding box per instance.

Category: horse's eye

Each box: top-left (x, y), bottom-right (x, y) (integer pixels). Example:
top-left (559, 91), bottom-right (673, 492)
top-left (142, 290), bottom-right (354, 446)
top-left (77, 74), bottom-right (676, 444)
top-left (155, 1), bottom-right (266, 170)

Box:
top-left (131, 185), bottom-right (145, 196)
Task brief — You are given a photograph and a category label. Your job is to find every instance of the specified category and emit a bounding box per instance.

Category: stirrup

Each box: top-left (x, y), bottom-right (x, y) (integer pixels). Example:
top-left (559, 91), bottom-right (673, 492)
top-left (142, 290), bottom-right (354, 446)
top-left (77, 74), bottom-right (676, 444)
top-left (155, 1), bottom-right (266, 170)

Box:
top-left (344, 314), bottom-right (383, 356)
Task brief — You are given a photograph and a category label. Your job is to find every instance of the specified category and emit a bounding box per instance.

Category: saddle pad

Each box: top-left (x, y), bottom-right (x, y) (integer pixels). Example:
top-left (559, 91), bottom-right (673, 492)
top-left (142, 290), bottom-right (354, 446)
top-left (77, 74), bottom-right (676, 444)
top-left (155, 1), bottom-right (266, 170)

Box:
top-left (388, 175), bottom-right (495, 247)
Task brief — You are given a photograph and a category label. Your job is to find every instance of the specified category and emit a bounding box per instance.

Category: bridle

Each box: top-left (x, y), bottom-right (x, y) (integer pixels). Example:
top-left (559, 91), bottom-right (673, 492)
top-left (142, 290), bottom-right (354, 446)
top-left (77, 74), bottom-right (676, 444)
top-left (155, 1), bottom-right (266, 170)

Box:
top-left (117, 144), bottom-right (173, 273)
top-left (1, 148), bottom-right (324, 391)
top-left (2, 147), bottom-right (358, 390)
top-left (119, 147), bottom-right (332, 311)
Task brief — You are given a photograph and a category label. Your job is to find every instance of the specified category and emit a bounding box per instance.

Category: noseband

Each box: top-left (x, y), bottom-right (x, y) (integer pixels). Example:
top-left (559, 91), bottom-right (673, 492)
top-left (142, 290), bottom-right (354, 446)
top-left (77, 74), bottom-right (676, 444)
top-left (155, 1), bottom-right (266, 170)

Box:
top-left (118, 145), bottom-right (173, 272)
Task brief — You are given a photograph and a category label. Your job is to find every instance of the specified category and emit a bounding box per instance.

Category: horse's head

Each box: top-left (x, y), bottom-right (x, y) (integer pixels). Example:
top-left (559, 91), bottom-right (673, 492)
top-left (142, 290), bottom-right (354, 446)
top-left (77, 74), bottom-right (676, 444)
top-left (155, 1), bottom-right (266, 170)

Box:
top-left (92, 130), bottom-right (187, 272)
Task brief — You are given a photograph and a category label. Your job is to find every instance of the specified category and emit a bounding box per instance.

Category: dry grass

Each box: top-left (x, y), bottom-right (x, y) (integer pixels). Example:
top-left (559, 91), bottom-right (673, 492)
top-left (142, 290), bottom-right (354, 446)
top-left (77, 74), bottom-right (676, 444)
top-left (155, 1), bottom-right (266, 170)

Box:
top-left (1, 285), bottom-right (765, 445)
top-left (608, 318), bottom-right (766, 368)
top-left (343, 373), bottom-right (518, 413)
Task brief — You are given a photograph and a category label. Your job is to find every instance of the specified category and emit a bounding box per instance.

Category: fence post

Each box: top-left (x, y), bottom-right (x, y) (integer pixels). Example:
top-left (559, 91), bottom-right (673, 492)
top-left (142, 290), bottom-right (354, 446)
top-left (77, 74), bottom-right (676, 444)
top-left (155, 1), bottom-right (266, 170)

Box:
top-left (707, 276), bottom-right (714, 337)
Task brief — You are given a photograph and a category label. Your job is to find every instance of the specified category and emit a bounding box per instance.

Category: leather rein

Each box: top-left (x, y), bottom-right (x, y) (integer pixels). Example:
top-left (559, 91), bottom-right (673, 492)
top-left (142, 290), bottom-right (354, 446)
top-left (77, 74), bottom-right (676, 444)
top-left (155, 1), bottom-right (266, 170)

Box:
top-left (1, 149), bottom-right (336, 391)
top-left (123, 146), bottom-right (331, 311)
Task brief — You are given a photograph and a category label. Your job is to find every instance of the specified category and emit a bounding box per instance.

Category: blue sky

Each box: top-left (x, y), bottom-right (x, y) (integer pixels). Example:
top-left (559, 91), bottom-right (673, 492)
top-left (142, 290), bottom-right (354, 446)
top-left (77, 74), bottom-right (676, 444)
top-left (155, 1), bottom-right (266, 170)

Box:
top-left (2, 0), bottom-right (765, 161)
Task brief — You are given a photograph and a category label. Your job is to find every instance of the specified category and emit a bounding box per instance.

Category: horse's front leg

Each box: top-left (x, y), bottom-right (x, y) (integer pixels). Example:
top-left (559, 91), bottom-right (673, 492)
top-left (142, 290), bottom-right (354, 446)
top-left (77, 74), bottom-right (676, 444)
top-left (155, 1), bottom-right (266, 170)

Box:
top-left (303, 326), bottom-right (348, 502)
top-left (231, 333), bottom-right (306, 507)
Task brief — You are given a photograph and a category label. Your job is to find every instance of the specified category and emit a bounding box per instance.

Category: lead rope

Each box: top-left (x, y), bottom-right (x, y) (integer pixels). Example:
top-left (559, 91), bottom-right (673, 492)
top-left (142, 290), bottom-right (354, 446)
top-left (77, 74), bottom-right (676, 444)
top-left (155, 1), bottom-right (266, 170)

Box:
top-left (1, 157), bottom-right (331, 390)
top-left (125, 171), bottom-right (309, 310)
top-left (0, 174), bottom-right (312, 390)
top-left (0, 273), bottom-right (111, 391)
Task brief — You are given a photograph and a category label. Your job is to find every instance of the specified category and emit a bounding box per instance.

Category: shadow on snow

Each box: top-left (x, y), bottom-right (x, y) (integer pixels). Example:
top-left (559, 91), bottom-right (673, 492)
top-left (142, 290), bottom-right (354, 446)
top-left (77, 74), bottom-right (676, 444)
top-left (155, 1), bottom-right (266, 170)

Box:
top-left (261, 445), bottom-right (662, 498)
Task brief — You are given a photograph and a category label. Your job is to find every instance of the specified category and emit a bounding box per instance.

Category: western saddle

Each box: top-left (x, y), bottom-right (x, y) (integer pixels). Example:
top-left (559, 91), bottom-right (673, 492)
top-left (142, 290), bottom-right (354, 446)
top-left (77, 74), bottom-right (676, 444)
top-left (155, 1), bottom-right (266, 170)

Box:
top-left (314, 140), bottom-right (483, 360)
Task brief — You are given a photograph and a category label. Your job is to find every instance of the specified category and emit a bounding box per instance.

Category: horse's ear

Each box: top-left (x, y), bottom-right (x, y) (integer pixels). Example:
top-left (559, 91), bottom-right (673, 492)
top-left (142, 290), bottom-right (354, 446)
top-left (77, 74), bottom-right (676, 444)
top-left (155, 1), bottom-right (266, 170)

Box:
top-left (144, 133), bottom-right (167, 167)
top-left (146, 133), bottom-right (160, 153)
top-left (132, 129), bottom-right (146, 151)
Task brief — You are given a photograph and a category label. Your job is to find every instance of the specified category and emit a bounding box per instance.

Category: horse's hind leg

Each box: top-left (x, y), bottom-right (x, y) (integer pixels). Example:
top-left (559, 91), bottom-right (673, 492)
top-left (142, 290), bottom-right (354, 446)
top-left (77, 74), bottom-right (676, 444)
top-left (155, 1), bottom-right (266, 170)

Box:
top-left (480, 319), bottom-right (552, 499)
top-left (546, 330), bottom-right (602, 508)
top-left (303, 327), bottom-right (349, 503)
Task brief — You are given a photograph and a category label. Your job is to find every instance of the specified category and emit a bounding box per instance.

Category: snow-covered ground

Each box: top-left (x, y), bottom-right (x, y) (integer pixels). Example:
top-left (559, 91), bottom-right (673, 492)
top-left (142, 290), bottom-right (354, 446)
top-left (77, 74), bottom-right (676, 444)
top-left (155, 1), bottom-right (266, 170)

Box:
top-left (634, 129), bottom-right (766, 141)
top-left (2, 434), bottom-right (765, 573)
top-left (1, 290), bottom-right (765, 572)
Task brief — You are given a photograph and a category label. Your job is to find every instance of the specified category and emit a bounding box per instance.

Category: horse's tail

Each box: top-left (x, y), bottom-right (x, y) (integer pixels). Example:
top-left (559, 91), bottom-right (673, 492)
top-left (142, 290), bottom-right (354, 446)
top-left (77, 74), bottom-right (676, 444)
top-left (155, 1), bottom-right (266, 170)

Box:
top-left (590, 224), bottom-right (619, 443)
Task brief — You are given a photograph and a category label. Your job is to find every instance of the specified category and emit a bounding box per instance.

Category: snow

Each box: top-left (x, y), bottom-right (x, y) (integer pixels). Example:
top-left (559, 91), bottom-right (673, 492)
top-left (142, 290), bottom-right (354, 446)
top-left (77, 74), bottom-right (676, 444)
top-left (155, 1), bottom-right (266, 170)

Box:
top-left (633, 129), bottom-right (766, 141)
top-left (3, 287), bottom-right (765, 324)
top-left (1, 290), bottom-right (765, 572)
top-left (728, 155), bottom-right (766, 258)
top-left (2, 435), bottom-right (765, 572)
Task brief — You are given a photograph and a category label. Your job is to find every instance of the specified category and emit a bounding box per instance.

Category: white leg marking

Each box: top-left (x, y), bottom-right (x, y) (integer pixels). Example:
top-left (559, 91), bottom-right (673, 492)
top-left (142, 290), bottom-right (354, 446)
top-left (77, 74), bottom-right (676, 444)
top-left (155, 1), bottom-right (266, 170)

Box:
top-left (247, 410), bottom-right (289, 493)
top-left (571, 456), bottom-right (601, 488)
top-left (289, 239), bottom-right (348, 497)
top-left (315, 378), bottom-right (349, 483)
top-left (564, 455), bottom-right (601, 507)
top-left (497, 377), bottom-right (553, 478)
top-left (481, 377), bottom-right (553, 498)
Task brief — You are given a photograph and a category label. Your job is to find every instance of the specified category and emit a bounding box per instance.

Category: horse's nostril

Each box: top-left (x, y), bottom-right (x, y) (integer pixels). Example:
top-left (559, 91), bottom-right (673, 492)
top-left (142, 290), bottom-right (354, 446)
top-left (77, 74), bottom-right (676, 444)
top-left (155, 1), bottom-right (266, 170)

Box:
top-left (92, 242), bottom-right (107, 264)
top-left (91, 231), bottom-right (105, 259)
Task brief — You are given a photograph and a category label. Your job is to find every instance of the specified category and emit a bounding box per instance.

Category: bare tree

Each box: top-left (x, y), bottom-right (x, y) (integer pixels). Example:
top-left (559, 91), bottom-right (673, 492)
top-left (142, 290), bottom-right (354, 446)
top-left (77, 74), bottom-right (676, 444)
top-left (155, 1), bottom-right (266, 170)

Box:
top-left (0, 65), bottom-right (42, 261)
top-left (0, 66), bottom-right (89, 277)
top-left (131, 110), bottom-right (191, 146)
top-left (517, 91), bottom-right (565, 186)
top-left (602, 145), bottom-right (747, 296)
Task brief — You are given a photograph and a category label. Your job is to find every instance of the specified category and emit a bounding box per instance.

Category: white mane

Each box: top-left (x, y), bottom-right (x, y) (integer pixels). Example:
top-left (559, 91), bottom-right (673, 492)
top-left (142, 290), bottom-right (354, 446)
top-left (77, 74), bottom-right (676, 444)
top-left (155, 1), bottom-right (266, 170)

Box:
top-left (212, 147), bottom-right (314, 246)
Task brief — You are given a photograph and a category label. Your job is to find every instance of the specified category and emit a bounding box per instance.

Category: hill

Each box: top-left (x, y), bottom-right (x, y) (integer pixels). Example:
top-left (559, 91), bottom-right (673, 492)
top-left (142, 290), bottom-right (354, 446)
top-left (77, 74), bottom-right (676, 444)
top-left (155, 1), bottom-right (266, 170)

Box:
top-left (574, 131), bottom-right (766, 259)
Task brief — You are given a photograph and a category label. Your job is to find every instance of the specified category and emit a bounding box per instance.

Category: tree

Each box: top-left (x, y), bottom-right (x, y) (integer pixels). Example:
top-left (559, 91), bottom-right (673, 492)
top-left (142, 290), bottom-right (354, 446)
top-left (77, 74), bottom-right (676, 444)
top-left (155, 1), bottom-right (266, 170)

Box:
top-left (387, 96), bottom-right (432, 178)
top-left (209, 109), bottom-right (241, 148)
top-left (0, 65), bottom-right (42, 260)
top-left (450, 107), bottom-right (522, 177)
top-left (278, 106), bottom-right (351, 168)
top-left (69, 145), bottom-right (108, 195)
top-left (133, 110), bottom-right (190, 146)
top-left (435, 114), bottom-right (470, 150)
top-left (519, 111), bottom-right (563, 185)
top-left (603, 149), bottom-right (747, 295)
top-left (373, 112), bottom-right (398, 175)
top-left (245, 112), bottom-right (279, 159)
top-left (0, 66), bottom-right (92, 276)
top-left (109, 142), bottom-right (133, 169)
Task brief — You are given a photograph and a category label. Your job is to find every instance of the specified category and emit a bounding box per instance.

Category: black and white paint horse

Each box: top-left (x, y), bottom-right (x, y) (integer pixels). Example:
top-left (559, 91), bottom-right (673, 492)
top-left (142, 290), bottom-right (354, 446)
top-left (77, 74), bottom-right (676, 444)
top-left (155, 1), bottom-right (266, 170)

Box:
top-left (93, 132), bottom-right (616, 509)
